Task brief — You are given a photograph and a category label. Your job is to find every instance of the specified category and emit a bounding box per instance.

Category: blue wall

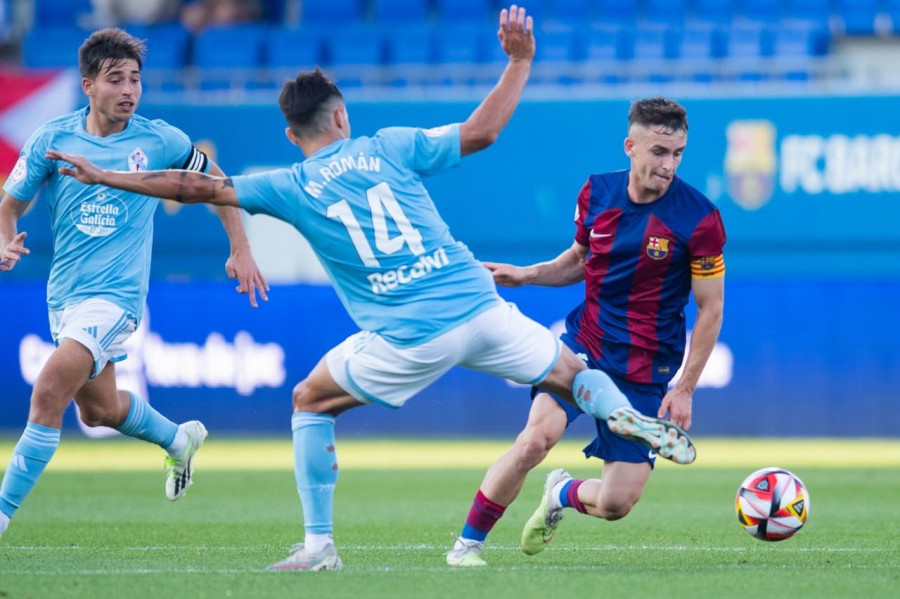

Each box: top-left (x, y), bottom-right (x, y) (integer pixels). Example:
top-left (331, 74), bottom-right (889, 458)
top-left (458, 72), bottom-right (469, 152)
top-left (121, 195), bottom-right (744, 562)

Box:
top-left (2, 94), bottom-right (899, 437)
top-left (1, 279), bottom-right (897, 437)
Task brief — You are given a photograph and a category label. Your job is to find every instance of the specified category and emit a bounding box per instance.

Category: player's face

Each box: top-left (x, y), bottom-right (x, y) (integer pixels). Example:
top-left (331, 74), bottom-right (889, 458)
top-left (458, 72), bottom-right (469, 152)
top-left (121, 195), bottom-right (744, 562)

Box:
top-left (84, 58), bottom-right (142, 127)
top-left (625, 124), bottom-right (686, 197)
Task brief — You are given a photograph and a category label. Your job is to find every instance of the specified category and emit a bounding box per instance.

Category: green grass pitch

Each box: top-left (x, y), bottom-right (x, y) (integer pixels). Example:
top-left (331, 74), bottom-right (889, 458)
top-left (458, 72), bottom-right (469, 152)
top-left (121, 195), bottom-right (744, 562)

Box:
top-left (0, 438), bottom-right (898, 598)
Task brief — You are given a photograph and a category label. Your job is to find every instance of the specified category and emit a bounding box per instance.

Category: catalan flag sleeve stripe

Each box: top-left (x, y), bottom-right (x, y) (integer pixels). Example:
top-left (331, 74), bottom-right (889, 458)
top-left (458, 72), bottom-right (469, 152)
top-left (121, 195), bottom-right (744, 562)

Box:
top-left (691, 254), bottom-right (725, 278)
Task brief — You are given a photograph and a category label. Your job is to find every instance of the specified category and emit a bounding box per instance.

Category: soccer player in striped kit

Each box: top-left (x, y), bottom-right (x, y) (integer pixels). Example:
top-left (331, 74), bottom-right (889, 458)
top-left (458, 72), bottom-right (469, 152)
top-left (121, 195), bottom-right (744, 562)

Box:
top-left (449, 97), bottom-right (726, 565)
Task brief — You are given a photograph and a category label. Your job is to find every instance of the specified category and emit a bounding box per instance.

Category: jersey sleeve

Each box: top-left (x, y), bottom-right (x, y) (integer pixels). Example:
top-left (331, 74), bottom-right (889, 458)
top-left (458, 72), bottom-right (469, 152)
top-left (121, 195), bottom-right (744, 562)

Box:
top-left (378, 124), bottom-right (461, 177)
top-left (2, 127), bottom-right (53, 201)
top-left (689, 209), bottom-right (727, 279)
top-left (232, 168), bottom-right (297, 221)
top-left (153, 120), bottom-right (210, 173)
top-left (573, 178), bottom-right (593, 247)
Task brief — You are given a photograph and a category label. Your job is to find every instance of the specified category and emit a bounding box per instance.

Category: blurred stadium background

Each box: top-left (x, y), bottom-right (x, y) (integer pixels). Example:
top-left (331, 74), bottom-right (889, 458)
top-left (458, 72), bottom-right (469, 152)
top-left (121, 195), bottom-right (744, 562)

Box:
top-left (0, 0), bottom-right (898, 440)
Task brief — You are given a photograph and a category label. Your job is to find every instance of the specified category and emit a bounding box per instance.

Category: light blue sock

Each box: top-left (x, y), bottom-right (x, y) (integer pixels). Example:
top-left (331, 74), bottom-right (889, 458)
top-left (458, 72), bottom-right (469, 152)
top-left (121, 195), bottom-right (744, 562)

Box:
top-left (0, 422), bottom-right (61, 519)
top-left (573, 370), bottom-right (631, 419)
top-left (291, 412), bottom-right (338, 535)
top-left (115, 392), bottom-right (178, 448)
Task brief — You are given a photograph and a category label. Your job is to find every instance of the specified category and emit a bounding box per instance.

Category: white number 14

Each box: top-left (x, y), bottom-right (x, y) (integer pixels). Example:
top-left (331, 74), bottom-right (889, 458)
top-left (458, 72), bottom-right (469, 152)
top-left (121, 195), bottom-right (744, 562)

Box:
top-left (326, 182), bottom-right (425, 267)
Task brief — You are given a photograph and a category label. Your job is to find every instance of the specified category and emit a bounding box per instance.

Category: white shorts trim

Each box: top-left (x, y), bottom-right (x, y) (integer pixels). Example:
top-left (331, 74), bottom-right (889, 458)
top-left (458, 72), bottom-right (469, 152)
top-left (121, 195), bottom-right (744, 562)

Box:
top-left (49, 298), bottom-right (137, 380)
top-left (325, 302), bottom-right (560, 408)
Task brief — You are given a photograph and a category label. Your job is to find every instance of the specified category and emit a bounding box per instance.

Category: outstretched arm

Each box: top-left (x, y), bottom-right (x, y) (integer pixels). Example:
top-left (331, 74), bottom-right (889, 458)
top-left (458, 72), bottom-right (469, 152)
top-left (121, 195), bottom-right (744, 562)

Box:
top-left (460, 5), bottom-right (535, 157)
top-left (207, 161), bottom-right (269, 307)
top-left (45, 150), bottom-right (240, 207)
top-left (484, 242), bottom-right (587, 287)
top-left (658, 275), bottom-right (725, 430)
top-left (0, 193), bottom-right (31, 271)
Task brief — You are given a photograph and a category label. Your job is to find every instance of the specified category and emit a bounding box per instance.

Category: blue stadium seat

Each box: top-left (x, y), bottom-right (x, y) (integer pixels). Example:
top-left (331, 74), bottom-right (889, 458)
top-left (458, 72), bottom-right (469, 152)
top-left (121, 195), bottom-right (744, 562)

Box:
top-left (691, 0), bottom-right (735, 24)
top-left (596, 0), bottom-right (638, 26)
top-left (889, 0), bottom-right (900, 32)
top-left (786, 0), bottom-right (831, 26)
top-left (535, 23), bottom-right (581, 62)
top-left (722, 25), bottom-right (769, 59)
top-left (435, 0), bottom-right (490, 22)
top-left (740, 0), bottom-right (782, 24)
top-left (373, 0), bottom-right (428, 23)
top-left (585, 26), bottom-right (627, 60)
top-left (302, 0), bottom-right (363, 24)
top-left (266, 27), bottom-right (323, 69)
top-left (545, 0), bottom-right (592, 21)
top-left (384, 25), bottom-right (434, 65)
top-left (631, 26), bottom-right (671, 60)
top-left (194, 25), bottom-right (267, 69)
top-left (433, 23), bottom-right (483, 63)
top-left (642, 0), bottom-right (687, 25)
top-left (836, 0), bottom-right (880, 35)
top-left (326, 26), bottom-right (385, 66)
top-left (124, 24), bottom-right (190, 70)
top-left (671, 25), bottom-right (721, 60)
top-left (33, 0), bottom-right (92, 26)
top-left (772, 23), bottom-right (829, 56)
top-left (22, 27), bottom-right (88, 69)
top-left (259, 0), bottom-right (288, 22)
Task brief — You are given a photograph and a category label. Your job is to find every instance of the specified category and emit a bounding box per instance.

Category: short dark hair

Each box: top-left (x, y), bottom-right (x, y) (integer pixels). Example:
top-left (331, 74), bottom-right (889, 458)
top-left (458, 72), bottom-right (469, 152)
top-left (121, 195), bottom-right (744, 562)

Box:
top-left (628, 97), bottom-right (688, 134)
top-left (278, 68), bottom-right (344, 137)
top-left (78, 28), bottom-right (145, 79)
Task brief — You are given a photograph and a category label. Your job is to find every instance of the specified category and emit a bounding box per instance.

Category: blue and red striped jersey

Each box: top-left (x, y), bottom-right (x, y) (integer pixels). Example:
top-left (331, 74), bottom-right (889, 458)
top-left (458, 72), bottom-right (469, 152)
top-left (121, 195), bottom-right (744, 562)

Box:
top-left (563, 170), bottom-right (726, 384)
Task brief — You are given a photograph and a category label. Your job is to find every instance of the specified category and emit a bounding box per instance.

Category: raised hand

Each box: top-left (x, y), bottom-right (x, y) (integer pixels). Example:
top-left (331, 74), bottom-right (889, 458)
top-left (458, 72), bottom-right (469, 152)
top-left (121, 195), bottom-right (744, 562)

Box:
top-left (498, 5), bottom-right (535, 62)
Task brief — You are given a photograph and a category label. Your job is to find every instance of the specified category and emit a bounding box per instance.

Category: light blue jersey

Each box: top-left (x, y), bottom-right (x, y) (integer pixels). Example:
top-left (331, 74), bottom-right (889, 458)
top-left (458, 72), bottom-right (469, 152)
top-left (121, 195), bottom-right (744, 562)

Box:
top-left (3, 106), bottom-right (209, 321)
top-left (233, 124), bottom-right (501, 346)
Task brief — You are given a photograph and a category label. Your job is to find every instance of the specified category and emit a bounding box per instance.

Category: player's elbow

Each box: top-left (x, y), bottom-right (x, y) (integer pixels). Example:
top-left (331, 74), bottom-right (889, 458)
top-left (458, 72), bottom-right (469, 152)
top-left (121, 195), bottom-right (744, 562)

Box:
top-left (460, 125), bottom-right (500, 155)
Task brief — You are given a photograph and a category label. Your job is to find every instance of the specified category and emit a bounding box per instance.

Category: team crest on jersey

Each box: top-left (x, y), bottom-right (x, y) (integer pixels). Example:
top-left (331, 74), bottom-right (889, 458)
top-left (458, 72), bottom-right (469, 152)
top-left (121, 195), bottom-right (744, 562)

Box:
top-left (10, 157), bottom-right (27, 182)
top-left (128, 147), bottom-right (149, 172)
top-left (646, 236), bottom-right (670, 260)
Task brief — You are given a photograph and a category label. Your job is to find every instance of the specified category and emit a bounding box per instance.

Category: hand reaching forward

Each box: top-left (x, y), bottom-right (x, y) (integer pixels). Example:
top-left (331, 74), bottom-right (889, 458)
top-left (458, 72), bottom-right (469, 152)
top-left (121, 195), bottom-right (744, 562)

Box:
top-left (483, 261), bottom-right (532, 287)
top-left (45, 150), bottom-right (104, 185)
top-left (0, 232), bottom-right (29, 271)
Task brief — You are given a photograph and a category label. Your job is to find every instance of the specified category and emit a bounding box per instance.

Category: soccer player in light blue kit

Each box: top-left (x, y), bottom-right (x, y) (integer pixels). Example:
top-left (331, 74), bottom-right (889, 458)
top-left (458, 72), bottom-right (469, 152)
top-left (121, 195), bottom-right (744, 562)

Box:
top-left (0, 29), bottom-right (267, 540)
top-left (50, 6), bottom-right (695, 571)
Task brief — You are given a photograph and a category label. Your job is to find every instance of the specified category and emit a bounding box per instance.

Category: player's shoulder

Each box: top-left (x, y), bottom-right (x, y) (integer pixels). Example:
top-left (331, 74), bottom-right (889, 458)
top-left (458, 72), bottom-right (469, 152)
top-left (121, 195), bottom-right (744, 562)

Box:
top-left (130, 114), bottom-right (189, 139)
top-left (372, 126), bottom-right (416, 144)
top-left (585, 170), bottom-right (628, 197)
top-left (589, 170), bottom-right (628, 187)
top-left (671, 176), bottom-right (717, 211)
top-left (28, 108), bottom-right (85, 143)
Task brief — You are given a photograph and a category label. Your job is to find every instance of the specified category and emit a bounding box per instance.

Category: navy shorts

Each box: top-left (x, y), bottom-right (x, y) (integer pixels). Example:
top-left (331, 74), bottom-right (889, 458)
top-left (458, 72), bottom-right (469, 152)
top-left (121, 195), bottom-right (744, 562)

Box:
top-left (533, 368), bottom-right (667, 467)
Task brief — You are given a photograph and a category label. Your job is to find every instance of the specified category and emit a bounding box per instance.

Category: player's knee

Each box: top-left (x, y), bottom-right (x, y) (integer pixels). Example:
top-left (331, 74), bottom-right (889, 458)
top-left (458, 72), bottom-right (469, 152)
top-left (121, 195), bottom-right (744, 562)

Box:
top-left (513, 429), bottom-right (555, 469)
top-left (30, 380), bottom-right (68, 416)
top-left (598, 494), bottom-right (640, 521)
top-left (77, 403), bottom-right (116, 428)
top-left (292, 379), bottom-right (328, 412)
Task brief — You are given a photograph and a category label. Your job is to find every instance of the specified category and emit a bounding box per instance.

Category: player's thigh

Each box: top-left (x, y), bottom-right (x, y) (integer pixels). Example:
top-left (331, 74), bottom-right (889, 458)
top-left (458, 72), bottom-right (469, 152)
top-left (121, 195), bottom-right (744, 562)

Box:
top-left (29, 339), bottom-right (95, 414)
top-left (460, 302), bottom-right (561, 385)
top-left (598, 460), bottom-right (652, 509)
top-left (535, 344), bottom-right (585, 403)
top-left (324, 330), bottom-right (463, 408)
top-left (50, 298), bottom-right (137, 382)
top-left (293, 354), bottom-right (366, 415)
